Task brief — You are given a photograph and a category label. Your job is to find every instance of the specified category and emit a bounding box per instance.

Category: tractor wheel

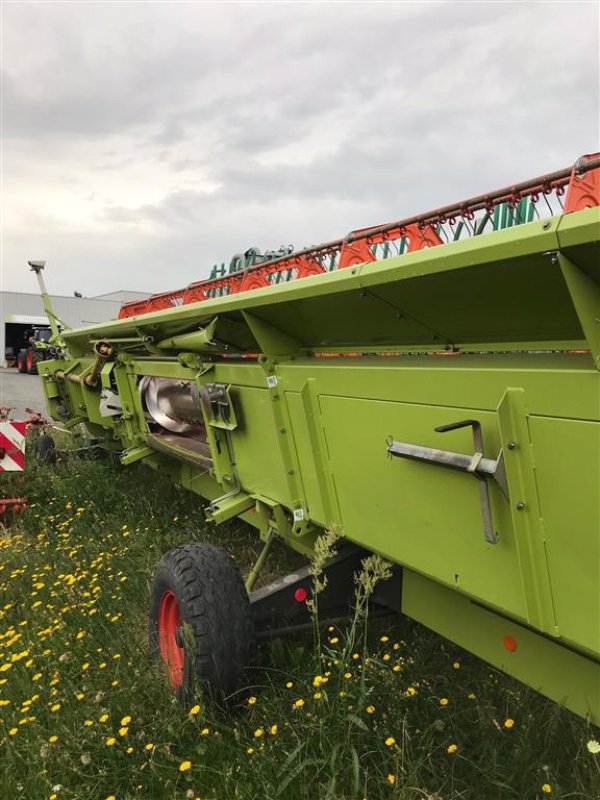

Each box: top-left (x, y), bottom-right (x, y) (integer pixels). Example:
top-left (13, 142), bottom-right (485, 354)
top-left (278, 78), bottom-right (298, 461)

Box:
top-left (26, 348), bottom-right (43, 375)
top-left (17, 351), bottom-right (28, 373)
top-left (149, 542), bottom-right (253, 705)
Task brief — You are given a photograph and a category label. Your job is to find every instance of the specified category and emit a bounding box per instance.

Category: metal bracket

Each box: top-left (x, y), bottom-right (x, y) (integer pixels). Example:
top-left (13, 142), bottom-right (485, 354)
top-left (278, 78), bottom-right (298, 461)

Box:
top-left (198, 383), bottom-right (238, 430)
top-left (388, 419), bottom-right (506, 545)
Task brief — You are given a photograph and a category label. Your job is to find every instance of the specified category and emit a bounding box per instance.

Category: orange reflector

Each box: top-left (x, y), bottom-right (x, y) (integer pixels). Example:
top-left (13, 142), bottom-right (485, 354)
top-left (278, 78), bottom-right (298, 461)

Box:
top-left (503, 634), bottom-right (517, 652)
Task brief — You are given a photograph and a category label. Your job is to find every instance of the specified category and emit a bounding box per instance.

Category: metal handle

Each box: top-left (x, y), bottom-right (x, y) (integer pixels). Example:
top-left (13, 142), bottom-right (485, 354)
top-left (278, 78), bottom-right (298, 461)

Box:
top-left (388, 418), bottom-right (502, 545)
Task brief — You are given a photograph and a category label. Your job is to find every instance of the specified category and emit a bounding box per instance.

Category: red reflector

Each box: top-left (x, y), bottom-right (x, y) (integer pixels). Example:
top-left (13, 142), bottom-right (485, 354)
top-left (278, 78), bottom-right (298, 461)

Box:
top-left (503, 634), bottom-right (517, 652)
top-left (294, 588), bottom-right (308, 603)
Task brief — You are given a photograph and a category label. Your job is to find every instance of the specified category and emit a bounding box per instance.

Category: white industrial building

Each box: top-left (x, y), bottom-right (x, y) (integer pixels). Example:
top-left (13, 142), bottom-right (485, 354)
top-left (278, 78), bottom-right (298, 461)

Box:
top-left (0, 289), bottom-right (150, 367)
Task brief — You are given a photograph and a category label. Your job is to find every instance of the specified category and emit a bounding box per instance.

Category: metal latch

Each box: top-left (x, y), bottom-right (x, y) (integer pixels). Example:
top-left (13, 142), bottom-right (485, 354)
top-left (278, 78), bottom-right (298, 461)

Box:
top-left (199, 383), bottom-right (238, 430)
top-left (387, 419), bottom-right (508, 545)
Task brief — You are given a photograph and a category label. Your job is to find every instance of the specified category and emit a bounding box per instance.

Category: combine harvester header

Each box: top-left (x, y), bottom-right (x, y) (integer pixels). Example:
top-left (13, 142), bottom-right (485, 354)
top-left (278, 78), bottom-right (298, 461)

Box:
top-left (33, 154), bottom-right (600, 723)
top-left (118, 153), bottom-right (600, 319)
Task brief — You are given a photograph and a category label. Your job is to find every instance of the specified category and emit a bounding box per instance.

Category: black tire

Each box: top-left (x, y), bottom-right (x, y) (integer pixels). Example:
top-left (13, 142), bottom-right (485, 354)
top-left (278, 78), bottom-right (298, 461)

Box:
top-left (149, 542), bottom-right (253, 704)
top-left (34, 433), bottom-right (56, 465)
top-left (27, 348), bottom-right (44, 374)
top-left (17, 351), bottom-right (28, 373)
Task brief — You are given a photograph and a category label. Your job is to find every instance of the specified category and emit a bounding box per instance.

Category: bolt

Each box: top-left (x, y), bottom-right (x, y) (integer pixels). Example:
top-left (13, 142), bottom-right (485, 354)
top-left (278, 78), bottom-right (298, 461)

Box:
top-left (507, 441), bottom-right (516, 450)
top-left (516, 502), bottom-right (525, 510)
top-left (542, 221), bottom-right (551, 230)
top-left (550, 254), bottom-right (558, 265)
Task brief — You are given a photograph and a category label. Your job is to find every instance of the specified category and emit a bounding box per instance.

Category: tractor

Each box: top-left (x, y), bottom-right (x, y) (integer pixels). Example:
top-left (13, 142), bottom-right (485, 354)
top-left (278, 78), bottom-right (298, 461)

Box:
top-left (17, 326), bottom-right (56, 374)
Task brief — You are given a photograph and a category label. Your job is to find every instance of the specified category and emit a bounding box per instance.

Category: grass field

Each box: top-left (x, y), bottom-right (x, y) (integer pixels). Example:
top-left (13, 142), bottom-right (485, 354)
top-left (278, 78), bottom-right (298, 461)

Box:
top-left (1, 446), bottom-right (599, 800)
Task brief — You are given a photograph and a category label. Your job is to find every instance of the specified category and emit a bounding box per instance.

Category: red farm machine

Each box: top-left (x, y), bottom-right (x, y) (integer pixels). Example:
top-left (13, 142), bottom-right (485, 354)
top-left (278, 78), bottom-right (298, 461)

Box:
top-left (31, 154), bottom-right (600, 723)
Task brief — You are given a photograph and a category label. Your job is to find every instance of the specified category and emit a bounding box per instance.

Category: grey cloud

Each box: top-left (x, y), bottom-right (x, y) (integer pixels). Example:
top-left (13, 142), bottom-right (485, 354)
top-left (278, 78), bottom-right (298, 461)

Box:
top-left (2, 1), bottom-right (598, 297)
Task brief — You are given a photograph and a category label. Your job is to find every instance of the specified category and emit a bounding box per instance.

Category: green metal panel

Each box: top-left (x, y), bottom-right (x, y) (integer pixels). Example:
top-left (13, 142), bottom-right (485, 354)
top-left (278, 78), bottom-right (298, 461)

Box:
top-left (317, 395), bottom-right (525, 616)
top-left (230, 386), bottom-right (291, 504)
top-left (529, 416), bottom-right (600, 656)
top-left (403, 569), bottom-right (600, 725)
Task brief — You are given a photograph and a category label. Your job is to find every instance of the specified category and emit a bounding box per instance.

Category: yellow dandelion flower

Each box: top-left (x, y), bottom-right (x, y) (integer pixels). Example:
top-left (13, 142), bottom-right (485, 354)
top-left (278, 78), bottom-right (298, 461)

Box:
top-left (144, 743), bottom-right (154, 751)
top-left (126, 746), bottom-right (134, 754)
top-left (76, 693), bottom-right (85, 700)
top-left (453, 661), bottom-right (460, 669)
top-left (504, 718), bottom-right (514, 729)
top-left (313, 692), bottom-right (322, 700)
top-left (587, 739), bottom-right (600, 754)
top-left (269, 724), bottom-right (278, 735)
top-left (200, 728), bottom-right (209, 736)
top-left (84, 719), bottom-right (93, 727)
top-left (392, 665), bottom-right (401, 673)
top-left (248, 696), bottom-right (257, 705)
top-left (366, 705), bottom-right (375, 714)
top-left (99, 713), bottom-right (109, 722)
top-left (385, 737), bottom-right (395, 747)
top-left (246, 747), bottom-right (254, 755)
top-left (387, 774), bottom-right (396, 785)
top-left (105, 737), bottom-right (116, 746)
top-left (49, 735), bottom-right (58, 743)
top-left (50, 703), bottom-right (61, 712)
top-left (188, 705), bottom-right (201, 716)
top-left (179, 760), bottom-right (192, 772)
top-left (293, 698), bottom-right (305, 709)
top-left (447, 743), bottom-right (458, 754)
top-left (285, 681), bottom-right (293, 689)
top-left (106, 796), bottom-right (116, 800)
top-left (541, 785), bottom-right (552, 794)
top-left (382, 654), bottom-right (391, 661)
top-left (8, 728), bottom-right (17, 736)
top-left (254, 728), bottom-right (264, 738)
top-left (380, 636), bottom-right (389, 643)
top-left (330, 637), bottom-right (339, 644)
top-left (118, 727), bottom-right (128, 737)
top-left (343, 672), bottom-right (352, 680)
top-left (439, 698), bottom-right (449, 706)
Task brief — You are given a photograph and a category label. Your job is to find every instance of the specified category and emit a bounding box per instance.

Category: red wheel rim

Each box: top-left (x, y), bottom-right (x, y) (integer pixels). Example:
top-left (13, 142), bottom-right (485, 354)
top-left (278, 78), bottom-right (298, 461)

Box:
top-left (26, 351), bottom-right (33, 370)
top-left (158, 590), bottom-right (185, 688)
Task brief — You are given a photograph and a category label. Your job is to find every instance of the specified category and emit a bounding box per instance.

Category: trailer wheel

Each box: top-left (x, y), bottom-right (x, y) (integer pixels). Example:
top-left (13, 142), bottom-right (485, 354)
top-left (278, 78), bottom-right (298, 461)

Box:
top-left (17, 351), bottom-right (28, 373)
top-left (34, 433), bottom-right (56, 465)
top-left (26, 348), bottom-right (43, 374)
top-left (149, 543), bottom-right (253, 704)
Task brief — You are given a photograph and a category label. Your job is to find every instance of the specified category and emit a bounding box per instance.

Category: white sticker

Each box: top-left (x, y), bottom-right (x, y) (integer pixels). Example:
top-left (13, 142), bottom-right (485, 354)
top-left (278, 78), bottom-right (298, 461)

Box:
top-left (266, 375), bottom-right (278, 388)
top-left (293, 508), bottom-right (304, 522)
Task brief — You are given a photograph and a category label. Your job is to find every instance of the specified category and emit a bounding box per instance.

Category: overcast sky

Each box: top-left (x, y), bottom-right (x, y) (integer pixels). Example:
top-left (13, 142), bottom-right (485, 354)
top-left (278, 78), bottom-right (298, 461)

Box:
top-left (1, 1), bottom-right (598, 298)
